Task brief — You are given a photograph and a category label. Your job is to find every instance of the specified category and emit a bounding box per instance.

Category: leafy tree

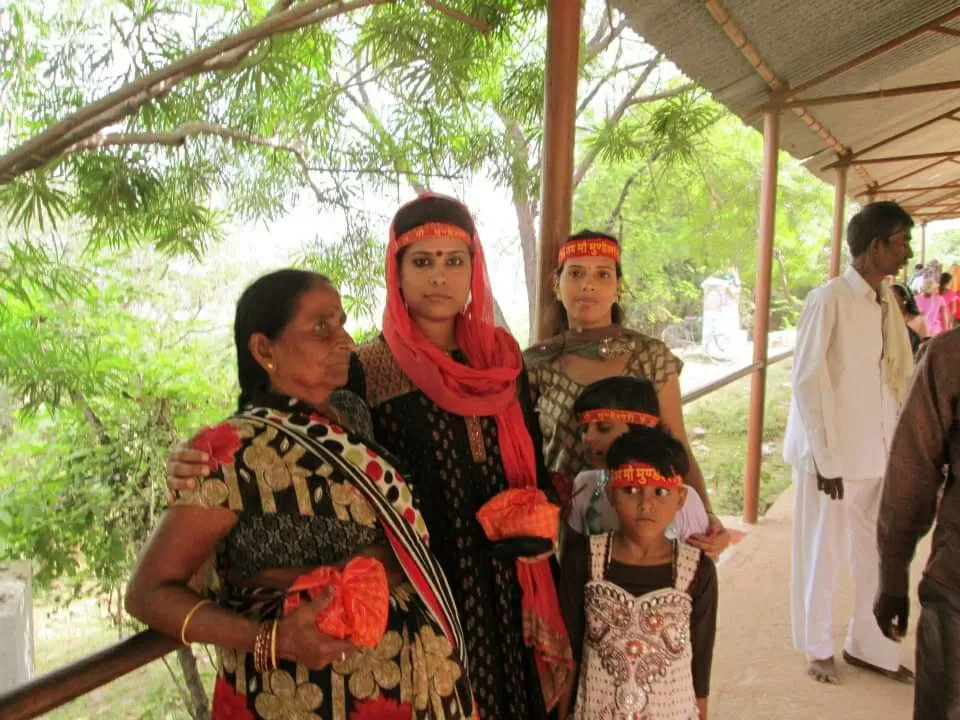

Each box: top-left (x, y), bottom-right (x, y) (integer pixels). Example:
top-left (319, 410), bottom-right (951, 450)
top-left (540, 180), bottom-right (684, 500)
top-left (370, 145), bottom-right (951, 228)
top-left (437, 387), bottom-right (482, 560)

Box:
top-left (573, 113), bottom-right (833, 334)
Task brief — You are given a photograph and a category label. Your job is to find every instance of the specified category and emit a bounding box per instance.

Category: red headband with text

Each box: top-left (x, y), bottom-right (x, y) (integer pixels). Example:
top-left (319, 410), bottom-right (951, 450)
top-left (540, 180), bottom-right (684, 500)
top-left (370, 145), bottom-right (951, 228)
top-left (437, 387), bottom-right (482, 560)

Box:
top-left (578, 409), bottom-right (658, 427)
top-left (610, 462), bottom-right (683, 490)
top-left (396, 222), bottom-right (472, 249)
top-left (557, 237), bottom-right (620, 266)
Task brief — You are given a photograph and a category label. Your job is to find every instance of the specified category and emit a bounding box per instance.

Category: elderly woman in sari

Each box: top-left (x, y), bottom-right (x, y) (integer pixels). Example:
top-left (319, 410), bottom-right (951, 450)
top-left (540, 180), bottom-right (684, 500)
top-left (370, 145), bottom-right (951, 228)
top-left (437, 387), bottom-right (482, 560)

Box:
top-left (127, 269), bottom-right (473, 719)
top-left (166, 196), bottom-right (573, 719)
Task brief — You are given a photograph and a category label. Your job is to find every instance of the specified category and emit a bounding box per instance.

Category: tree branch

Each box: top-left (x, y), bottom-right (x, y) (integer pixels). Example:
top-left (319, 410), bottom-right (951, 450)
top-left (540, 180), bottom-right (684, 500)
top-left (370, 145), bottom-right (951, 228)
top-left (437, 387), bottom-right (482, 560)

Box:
top-left (583, 17), bottom-right (629, 63)
top-left (572, 60), bottom-right (660, 189)
top-left (625, 83), bottom-right (694, 108)
top-left (422, 0), bottom-right (491, 33)
top-left (64, 121), bottom-right (330, 204)
top-left (603, 168), bottom-right (642, 234)
top-left (0, 0), bottom-right (390, 184)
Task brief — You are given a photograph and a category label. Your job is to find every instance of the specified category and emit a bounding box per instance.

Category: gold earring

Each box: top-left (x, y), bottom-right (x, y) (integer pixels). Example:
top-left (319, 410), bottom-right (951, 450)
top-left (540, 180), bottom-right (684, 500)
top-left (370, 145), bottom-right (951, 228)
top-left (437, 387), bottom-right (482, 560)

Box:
top-left (266, 362), bottom-right (274, 371)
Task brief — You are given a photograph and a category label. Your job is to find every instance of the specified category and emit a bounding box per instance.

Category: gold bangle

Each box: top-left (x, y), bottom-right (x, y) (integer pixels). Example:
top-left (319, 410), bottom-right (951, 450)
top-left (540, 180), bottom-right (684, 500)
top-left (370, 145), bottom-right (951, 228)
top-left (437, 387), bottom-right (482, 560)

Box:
top-left (270, 618), bottom-right (279, 670)
top-left (179, 599), bottom-right (212, 646)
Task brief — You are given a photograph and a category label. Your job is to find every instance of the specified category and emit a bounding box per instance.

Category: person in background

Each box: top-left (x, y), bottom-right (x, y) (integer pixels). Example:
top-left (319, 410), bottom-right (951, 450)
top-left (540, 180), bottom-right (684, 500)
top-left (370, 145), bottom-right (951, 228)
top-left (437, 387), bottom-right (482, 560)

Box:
top-left (916, 277), bottom-right (951, 337)
top-left (559, 428), bottom-right (717, 719)
top-left (784, 201), bottom-right (915, 685)
top-left (909, 263), bottom-right (926, 293)
top-left (877, 327), bottom-right (960, 720)
top-left (127, 270), bottom-right (474, 719)
top-left (938, 272), bottom-right (956, 330)
top-left (566, 376), bottom-right (710, 544)
top-left (891, 283), bottom-right (923, 355)
top-left (949, 264), bottom-right (960, 322)
top-left (525, 229), bottom-right (728, 559)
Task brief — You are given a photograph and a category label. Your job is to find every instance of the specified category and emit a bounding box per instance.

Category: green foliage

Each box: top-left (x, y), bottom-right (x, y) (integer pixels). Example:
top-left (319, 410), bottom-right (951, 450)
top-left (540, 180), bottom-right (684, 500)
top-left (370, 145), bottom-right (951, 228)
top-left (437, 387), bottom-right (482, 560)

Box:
top-left (574, 113), bottom-right (832, 333)
top-left (293, 223), bottom-right (387, 330)
top-left (0, 245), bottom-right (234, 595)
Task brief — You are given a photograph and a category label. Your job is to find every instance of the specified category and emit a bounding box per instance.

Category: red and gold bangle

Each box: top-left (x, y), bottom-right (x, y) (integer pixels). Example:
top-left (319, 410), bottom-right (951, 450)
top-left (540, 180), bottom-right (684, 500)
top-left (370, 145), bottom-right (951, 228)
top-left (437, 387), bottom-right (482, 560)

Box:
top-left (179, 599), bottom-right (212, 646)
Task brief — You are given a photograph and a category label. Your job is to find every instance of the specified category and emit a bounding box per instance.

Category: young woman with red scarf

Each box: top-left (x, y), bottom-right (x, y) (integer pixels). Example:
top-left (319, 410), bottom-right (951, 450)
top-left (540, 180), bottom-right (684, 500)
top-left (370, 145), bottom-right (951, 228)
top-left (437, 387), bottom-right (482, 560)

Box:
top-left (348, 194), bottom-right (573, 719)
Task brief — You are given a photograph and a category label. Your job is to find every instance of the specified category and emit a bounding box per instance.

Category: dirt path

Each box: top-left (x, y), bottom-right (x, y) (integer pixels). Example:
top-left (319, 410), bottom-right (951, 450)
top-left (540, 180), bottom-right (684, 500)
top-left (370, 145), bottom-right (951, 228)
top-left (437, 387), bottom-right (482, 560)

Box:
top-left (711, 485), bottom-right (926, 720)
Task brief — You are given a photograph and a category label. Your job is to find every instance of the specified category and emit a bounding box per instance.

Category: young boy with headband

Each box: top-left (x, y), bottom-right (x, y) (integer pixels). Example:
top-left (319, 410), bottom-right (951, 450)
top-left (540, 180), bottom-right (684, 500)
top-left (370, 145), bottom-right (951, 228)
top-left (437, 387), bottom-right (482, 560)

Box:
top-left (559, 427), bottom-right (718, 719)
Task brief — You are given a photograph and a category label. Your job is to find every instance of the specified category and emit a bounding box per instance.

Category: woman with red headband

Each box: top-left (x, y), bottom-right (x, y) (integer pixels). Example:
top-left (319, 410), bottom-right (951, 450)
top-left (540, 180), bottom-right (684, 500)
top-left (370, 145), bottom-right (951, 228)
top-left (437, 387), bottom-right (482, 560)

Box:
top-left (525, 230), bottom-right (729, 558)
top-left (349, 194), bottom-right (573, 719)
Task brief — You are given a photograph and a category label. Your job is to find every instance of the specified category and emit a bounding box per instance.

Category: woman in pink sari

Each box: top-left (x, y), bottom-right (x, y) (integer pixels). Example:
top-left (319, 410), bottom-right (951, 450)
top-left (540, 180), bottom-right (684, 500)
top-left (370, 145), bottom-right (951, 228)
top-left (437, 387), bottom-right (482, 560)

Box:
top-left (916, 277), bottom-right (952, 337)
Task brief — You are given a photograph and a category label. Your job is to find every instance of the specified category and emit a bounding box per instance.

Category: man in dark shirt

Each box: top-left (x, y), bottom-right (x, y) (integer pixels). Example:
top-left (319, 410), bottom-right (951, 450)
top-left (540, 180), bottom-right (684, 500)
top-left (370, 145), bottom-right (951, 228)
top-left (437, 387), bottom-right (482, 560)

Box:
top-left (877, 327), bottom-right (960, 719)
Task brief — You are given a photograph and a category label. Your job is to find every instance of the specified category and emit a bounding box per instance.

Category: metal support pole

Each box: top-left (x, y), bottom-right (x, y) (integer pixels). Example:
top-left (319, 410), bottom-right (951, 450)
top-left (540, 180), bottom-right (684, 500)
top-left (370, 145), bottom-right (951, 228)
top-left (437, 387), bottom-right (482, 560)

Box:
top-left (920, 222), bottom-right (927, 265)
top-left (830, 166), bottom-right (848, 278)
top-left (743, 110), bottom-right (780, 524)
top-left (534, 0), bottom-right (580, 341)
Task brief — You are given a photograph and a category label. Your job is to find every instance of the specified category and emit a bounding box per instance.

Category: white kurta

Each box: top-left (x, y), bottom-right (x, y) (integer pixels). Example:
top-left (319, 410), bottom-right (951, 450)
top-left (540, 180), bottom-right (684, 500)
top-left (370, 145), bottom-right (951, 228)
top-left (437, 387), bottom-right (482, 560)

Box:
top-left (784, 266), bottom-right (902, 670)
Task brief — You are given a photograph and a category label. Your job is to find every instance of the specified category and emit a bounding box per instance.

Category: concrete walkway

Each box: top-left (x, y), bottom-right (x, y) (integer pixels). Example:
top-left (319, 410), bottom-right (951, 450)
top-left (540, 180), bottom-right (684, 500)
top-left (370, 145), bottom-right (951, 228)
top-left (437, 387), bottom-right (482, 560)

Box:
top-left (710, 484), bottom-right (929, 720)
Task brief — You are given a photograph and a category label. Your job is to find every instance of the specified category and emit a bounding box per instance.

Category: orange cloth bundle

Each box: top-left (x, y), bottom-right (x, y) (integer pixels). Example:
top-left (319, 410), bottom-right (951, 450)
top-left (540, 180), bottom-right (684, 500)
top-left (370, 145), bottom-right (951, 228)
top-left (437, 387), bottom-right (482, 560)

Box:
top-left (476, 488), bottom-right (560, 543)
top-left (283, 557), bottom-right (389, 648)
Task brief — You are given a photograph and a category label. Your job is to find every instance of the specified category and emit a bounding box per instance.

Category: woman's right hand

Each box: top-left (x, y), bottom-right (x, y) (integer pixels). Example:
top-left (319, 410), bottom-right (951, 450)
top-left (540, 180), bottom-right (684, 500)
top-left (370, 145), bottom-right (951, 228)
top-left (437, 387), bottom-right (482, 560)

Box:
top-left (276, 589), bottom-right (357, 670)
top-left (165, 439), bottom-right (213, 502)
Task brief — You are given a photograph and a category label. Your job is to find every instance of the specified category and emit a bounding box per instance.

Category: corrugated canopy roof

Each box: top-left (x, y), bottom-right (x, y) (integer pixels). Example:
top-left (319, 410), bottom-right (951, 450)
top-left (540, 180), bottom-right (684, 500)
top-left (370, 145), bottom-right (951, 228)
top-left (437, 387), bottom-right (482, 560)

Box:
top-left (613, 0), bottom-right (960, 221)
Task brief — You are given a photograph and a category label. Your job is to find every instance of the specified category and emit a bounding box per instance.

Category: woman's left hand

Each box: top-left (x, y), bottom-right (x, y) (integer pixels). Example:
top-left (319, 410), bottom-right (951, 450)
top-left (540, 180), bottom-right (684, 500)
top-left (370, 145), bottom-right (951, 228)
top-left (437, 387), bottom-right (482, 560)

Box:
top-left (686, 515), bottom-right (730, 561)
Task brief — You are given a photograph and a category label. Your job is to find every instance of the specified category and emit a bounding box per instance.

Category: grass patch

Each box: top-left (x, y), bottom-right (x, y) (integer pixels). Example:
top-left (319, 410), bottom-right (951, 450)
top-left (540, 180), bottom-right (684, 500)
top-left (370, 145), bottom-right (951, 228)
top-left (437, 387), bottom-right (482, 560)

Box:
top-left (683, 359), bottom-right (794, 517)
top-left (33, 597), bottom-right (216, 719)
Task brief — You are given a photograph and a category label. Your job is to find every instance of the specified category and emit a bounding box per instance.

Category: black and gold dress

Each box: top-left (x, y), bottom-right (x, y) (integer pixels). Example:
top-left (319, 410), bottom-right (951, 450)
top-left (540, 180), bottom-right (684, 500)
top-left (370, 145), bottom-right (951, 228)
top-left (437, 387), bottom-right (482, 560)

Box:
top-left (172, 392), bottom-right (474, 720)
top-left (351, 338), bottom-right (553, 720)
top-left (525, 329), bottom-right (683, 483)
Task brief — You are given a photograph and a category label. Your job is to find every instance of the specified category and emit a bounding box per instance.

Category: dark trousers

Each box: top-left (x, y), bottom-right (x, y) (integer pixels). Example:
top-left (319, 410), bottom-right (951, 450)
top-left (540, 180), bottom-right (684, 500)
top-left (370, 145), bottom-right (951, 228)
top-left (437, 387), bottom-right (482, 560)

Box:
top-left (916, 575), bottom-right (960, 720)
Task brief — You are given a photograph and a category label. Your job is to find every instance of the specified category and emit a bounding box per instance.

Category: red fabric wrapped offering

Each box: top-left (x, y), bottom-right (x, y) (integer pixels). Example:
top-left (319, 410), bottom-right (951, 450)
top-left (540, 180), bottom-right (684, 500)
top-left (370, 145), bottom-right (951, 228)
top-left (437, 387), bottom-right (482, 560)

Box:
top-left (476, 487), bottom-right (560, 543)
top-left (283, 556), bottom-right (389, 648)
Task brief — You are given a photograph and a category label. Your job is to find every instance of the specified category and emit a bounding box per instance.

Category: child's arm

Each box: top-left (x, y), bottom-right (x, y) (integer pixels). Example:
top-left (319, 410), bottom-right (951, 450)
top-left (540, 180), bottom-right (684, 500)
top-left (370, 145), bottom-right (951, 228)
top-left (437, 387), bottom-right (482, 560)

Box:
top-left (690, 554), bottom-right (719, 712)
top-left (697, 697), bottom-right (708, 719)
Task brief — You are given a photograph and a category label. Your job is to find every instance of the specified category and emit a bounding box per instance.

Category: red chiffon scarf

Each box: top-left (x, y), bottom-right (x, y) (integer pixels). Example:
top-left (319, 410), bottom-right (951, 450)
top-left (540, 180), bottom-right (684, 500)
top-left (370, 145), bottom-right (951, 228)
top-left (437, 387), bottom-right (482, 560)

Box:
top-left (381, 193), bottom-right (573, 708)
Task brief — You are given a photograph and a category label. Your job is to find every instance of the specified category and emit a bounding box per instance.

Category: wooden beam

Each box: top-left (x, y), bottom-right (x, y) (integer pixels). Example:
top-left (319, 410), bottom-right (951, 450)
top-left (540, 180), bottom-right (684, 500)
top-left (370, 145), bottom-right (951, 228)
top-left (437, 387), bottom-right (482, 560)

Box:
top-left (777, 8), bottom-right (960, 100)
top-left (534, 0), bottom-right (580, 341)
top-left (858, 182), bottom-right (960, 196)
top-left (848, 107), bottom-right (960, 160)
top-left (743, 109), bottom-right (780, 525)
top-left (869, 157), bottom-right (953, 191)
top-left (934, 26), bottom-right (960, 38)
top-left (0, 631), bottom-right (177, 720)
top-left (762, 80), bottom-right (960, 111)
top-left (827, 150), bottom-right (960, 170)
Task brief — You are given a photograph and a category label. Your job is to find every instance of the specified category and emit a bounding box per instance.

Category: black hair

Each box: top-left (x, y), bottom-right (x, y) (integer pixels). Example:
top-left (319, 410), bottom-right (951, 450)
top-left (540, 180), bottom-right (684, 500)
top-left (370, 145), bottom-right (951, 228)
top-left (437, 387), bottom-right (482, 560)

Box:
top-left (606, 427), bottom-right (690, 480)
top-left (573, 377), bottom-right (660, 428)
top-left (234, 269), bottom-right (332, 410)
top-left (892, 283), bottom-right (920, 316)
top-left (940, 272), bottom-right (952, 294)
top-left (555, 229), bottom-right (625, 329)
top-left (846, 201), bottom-right (914, 259)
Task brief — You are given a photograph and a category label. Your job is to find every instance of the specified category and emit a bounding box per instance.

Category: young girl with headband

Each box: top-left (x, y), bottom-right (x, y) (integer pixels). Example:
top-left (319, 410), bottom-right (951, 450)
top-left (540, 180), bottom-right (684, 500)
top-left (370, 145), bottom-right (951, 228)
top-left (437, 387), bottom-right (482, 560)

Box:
top-left (559, 427), bottom-right (718, 719)
top-left (526, 230), bottom-right (728, 558)
top-left (567, 376), bottom-right (710, 543)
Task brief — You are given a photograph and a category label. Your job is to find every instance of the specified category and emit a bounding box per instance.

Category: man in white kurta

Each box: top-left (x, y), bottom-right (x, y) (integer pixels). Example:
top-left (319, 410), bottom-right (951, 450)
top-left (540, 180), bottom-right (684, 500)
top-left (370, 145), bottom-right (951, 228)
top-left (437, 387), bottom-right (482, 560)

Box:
top-left (784, 201), bottom-right (915, 684)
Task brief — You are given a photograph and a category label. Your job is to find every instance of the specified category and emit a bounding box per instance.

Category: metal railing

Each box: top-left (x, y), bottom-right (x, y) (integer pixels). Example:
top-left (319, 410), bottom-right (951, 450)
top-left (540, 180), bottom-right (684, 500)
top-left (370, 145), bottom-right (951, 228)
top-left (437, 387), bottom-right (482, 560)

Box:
top-left (0, 348), bottom-right (793, 720)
